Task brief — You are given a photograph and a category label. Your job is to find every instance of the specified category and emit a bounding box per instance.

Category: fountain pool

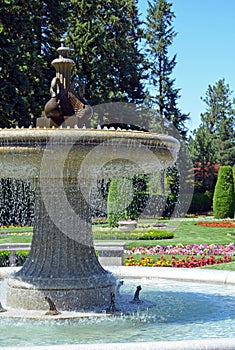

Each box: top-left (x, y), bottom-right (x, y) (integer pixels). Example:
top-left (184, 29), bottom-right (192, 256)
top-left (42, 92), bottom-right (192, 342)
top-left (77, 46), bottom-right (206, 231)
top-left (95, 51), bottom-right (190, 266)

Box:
top-left (1, 267), bottom-right (235, 349)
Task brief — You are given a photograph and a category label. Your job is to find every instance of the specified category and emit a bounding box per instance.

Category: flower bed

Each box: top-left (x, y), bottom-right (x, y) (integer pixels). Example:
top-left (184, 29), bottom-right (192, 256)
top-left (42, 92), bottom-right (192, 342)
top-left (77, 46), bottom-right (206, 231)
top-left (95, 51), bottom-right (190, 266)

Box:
top-left (125, 243), bottom-right (235, 256)
top-left (197, 220), bottom-right (235, 228)
top-left (125, 243), bottom-right (235, 268)
top-left (125, 254), bottom-right (232, 268)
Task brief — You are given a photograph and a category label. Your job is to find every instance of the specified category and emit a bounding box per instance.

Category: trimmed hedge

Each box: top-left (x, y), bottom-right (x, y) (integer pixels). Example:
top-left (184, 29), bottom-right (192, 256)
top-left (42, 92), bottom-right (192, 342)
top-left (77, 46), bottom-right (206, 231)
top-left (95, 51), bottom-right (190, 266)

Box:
top-left (0, 250), bottom-right (29, 267)
top-left (213, 166), bottom-right (235, 219)
top-left (107, 176), bottom-right (147, 227)
top-left (188, 191), bottom-right (213, 214)
top-left (0, 250), bottom-right (10, 267)
top-left (138, 230), bottom-right (174, 240)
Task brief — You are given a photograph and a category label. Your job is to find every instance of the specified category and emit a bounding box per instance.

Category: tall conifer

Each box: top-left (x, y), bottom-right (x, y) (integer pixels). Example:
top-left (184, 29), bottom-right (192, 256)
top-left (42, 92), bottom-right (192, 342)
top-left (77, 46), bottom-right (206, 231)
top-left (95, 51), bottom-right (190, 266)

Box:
top-left (67, 0), bottom-right (147, 106)
top-left (145, 0), bottom-right (189, 138)
top-left (0, 0), bottom-right (69, 127)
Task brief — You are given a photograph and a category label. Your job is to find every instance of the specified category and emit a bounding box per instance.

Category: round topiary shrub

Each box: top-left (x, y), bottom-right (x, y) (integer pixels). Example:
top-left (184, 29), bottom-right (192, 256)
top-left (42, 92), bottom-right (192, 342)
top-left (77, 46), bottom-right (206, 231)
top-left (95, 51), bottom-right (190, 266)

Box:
top-left (213, 165), bottom-right (235, 219)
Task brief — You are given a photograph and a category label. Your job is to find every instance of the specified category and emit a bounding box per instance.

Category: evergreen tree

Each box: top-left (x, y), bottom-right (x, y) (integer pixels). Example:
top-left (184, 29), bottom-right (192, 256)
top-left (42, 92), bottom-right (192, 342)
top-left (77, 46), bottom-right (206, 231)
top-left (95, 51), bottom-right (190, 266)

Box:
top-left (200, 79), bottom-right (235, 166)
top-left (189, 125), bottom-right (216, 165)
top-left (144, 0), bottom-right (191, 217)
top-left (107, 176), bottom-right (147, 227)
top-left (213, 166), bottom-right (234, 219)
top-left (66, 0), bottom-right (147, 107)
top-left (145, 0), bottom-right (189, 138)
top-left (0, 0), bottom-right (69, 127)
top-left (189, 78), bottom-right (235, 196)
top-left (188, 124), bottom-right (217, 193)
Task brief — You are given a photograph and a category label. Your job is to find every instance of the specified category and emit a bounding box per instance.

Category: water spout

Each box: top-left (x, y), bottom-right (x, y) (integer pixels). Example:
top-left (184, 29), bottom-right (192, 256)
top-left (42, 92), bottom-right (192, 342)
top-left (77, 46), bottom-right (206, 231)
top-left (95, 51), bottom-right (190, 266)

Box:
top-left (45, 296), bottom-right (61, 316)
top-left (130, 285), bottom-right (142, 304)
top-left (0, 302), bottom-right (7, 313)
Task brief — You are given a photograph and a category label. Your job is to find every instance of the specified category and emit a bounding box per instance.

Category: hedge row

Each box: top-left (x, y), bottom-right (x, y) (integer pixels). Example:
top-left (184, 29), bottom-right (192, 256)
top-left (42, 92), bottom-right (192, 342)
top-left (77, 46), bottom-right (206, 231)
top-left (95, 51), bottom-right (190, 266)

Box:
top-left (0, 250), bottom-right (29, 267)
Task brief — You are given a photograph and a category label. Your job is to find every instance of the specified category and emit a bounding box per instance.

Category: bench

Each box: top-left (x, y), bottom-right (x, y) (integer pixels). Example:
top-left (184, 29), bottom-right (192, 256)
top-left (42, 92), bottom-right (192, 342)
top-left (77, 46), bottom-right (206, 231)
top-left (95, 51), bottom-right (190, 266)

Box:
top-left (0, 242), bottom-right (126, 267)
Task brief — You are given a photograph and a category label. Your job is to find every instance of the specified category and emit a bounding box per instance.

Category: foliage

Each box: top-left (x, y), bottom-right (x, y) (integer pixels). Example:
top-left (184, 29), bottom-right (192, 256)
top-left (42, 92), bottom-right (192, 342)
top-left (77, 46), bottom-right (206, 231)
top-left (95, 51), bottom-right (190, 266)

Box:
top-left (125, 241), bottom-right (235, 267)
top-left (123, 219), bottom-right (235, 248)
top-left (189, 125), bottom-right (217, 167)
top-left (138, 229), bottom-right (173, 240)
top-left (162, 165), bottom-right (179, 217)
top-left (107, 176), bottom-right (147, 227)
top-left (197, 220), bottom-right (235, 228)
top-left (125, 254), bottom-right (232, 268)
top-left (213, 166), bottom-right (235, 219)
top-left (192, 162), bottom-right (220, 193)
top-left (125, 242), bottom-right (235, 256)
top-left (144, 0), bottom-right (192, 219)
top-left (107, 178), bottom-right (122, 227)
top-left (0, 250), bottom-right (28, 267)
top-left (67, 0), bottom-right (147, 107)
top-left (145, 0), bottom-right (189, 138)
top-left (0, 0), bottom-right (70, 127)
top-left (201, 79), bottom-right (235, 166)
top-left (190, 79), bottom-right (235, 168)
top-left (15, 250), bottom-right (29, 266)
top-left (0, 250), bottom-right (10, 267)
top-left (188, 192), bottom-right (213, 214)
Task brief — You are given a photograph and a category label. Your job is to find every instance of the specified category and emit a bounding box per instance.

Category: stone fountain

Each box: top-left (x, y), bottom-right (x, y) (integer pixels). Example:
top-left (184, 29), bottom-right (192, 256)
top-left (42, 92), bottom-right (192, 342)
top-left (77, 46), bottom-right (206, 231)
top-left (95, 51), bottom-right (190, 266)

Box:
top-left (0, 39), bottom-right (180, 312)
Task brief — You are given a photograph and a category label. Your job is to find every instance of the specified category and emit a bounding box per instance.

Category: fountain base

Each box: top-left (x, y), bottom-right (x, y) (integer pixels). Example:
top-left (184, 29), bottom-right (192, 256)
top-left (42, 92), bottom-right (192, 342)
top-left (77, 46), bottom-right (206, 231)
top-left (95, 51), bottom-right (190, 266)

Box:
top-left (7, 274), bottom-right (116, 311)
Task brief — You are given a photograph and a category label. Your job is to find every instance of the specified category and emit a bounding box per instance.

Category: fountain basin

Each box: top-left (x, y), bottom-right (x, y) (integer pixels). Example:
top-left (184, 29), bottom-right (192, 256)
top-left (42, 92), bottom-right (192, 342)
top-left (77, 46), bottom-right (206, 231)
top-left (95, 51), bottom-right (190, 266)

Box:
top-left (0, 128), bottom-right (179, 312)
top-left (0, 128), bottom-right (179, 179)
top-left (1, 266), bottom-right (235, 350)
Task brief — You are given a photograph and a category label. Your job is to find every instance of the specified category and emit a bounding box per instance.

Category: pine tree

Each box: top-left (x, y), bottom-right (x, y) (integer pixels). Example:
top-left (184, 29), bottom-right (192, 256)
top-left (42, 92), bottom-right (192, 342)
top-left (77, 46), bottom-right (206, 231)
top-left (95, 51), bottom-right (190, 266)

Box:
top-left (200, 79), bottom-right (235, 166)
top-left (66, 0), bottom-right (147, 107)
top-left (144, 0), bottom-right (191, 217)
top-left (0, 0), bottom-right (69, 127)
top-left (145, 0), bottom-right (189, 138)
top-left (213, 166), bottom-right (234, 219)
top-left (189, 78), bottom-right (235, 196)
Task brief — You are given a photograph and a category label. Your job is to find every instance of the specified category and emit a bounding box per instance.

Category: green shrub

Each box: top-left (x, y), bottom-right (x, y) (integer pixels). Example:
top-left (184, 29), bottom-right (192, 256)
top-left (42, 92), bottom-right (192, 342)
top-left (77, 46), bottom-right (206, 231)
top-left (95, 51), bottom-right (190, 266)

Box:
top-left (213, 166), bottom-right (235, 219)
top-left (188, 191), bottom-right (213, 214)
top-left (16, 250), bottom-right (29, 266)
top-left (0, 250), bottom-right (10, 267)
top-left (107, 175), bottom-right (148, 228)
top-left (107, 178), bottom-right (120, 227)
top-left (0, 250), bottom-right (29, 267)
top-left (138, 230), bottom-right (174, 240)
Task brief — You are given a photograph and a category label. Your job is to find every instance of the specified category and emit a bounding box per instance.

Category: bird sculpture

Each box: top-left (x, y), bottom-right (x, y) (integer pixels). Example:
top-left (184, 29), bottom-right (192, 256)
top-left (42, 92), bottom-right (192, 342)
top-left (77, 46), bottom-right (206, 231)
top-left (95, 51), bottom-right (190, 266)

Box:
top-left (44, 77), bottom-right (92, 128)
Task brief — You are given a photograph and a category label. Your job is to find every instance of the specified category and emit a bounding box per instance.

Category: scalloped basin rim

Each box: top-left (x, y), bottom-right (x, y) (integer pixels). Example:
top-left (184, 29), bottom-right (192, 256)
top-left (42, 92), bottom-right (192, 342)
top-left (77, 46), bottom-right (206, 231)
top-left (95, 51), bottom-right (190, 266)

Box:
top-left (0, 128), bottom-right (180, 147)
top-left (0, 128), bottom-right (180, 180)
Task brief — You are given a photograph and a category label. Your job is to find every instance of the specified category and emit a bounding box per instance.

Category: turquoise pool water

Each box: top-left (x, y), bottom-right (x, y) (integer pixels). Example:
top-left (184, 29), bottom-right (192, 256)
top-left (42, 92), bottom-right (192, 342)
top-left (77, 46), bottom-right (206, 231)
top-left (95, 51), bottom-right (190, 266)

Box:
top-left (0, 278), bottom-right (235, 346)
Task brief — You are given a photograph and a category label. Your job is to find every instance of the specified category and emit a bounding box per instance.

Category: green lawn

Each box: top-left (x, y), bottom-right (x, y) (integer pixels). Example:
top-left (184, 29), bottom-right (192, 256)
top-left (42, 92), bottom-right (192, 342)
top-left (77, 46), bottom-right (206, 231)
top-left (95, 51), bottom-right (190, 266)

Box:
top-left (0, 219), bottom-right (235, 270)
top-left (93, 219), bottom-right (235, 248)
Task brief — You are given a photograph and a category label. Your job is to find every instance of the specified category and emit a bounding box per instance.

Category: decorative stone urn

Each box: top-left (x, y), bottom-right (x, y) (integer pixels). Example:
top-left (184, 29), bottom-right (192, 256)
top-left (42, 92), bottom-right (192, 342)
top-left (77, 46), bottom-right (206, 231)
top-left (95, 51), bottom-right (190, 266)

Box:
top-left (118, 220), bottom-right (138, 232)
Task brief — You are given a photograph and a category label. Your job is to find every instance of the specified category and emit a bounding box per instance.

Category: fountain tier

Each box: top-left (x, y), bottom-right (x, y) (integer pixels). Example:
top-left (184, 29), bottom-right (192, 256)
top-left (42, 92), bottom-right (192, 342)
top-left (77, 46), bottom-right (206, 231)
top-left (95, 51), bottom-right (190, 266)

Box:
top-left (0, 128), bottom-right (179, 311)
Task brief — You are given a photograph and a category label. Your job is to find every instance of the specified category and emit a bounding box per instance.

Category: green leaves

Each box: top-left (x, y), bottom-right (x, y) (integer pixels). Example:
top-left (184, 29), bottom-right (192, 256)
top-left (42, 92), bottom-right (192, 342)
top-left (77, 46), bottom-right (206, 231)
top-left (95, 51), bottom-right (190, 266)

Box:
top-left (67, 0), bottom-right (146, 105)
top-left (0, 0), bottom-right (69, 127)
top-left (213, 166), bottom-right (235, 219)
top-left (145, 0), bottom-right (189, 137)
top-left (192, 78), bottom-right (235, 167)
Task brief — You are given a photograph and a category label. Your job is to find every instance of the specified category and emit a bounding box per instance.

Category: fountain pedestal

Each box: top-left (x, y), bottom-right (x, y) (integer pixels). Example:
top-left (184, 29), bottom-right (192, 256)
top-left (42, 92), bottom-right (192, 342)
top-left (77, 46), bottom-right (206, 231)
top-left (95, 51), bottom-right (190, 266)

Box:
top-left (7, 180), bottom-right (115, 311)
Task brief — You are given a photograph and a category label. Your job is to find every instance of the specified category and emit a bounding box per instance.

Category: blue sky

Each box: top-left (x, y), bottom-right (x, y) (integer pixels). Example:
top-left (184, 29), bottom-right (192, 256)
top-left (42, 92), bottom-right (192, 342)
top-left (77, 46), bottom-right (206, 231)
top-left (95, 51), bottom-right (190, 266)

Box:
top-left (138, 0), bottom-right (235, 133)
